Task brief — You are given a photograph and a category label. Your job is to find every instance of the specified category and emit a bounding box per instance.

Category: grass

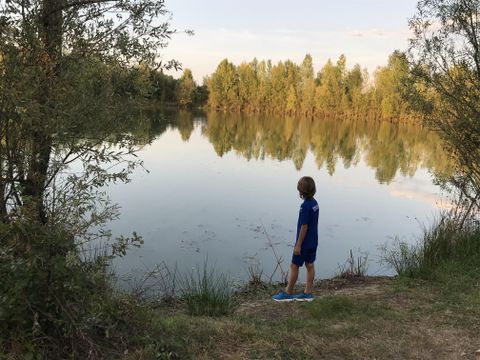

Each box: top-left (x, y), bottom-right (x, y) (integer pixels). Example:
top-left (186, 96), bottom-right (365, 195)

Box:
top-left (181, 261), bottom-right (236, 317)
top-left (150, 275), bottom-right (478, 358)
top-left (306, 295), bottom-right (397, 320)
top-left (335, 249), bottom-right (369, 279)
top-left (150, 271), bottom-right (479, 359)
top-left (247, 264), bottom-right (264, 288)
top-left (381, 214), bottom-right (480, 278)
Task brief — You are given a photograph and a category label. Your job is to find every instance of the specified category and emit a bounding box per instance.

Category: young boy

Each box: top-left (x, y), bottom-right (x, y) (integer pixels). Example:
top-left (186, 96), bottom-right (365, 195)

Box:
top-left (273, 176), bottom-right (319, 302)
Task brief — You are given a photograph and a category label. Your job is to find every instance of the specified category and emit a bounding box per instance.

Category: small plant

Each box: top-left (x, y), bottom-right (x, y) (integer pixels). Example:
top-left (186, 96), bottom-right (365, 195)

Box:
top-left (260, 220), bottom-right (288, 283)
top-left (127, 262), bottom-right (180, 303)
top-left (181, 261), bottom-right (235, 316)
top-left (335, 249), bottom-right (369, 279)
top-left (379, 238), bottom-right (421, 277)
top-left (247, 264), bottom-right (265, 288)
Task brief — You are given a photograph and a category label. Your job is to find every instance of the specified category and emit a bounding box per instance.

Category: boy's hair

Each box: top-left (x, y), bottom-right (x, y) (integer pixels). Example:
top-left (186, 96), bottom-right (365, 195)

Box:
top-left (297, 176), bottom-right (316, 199)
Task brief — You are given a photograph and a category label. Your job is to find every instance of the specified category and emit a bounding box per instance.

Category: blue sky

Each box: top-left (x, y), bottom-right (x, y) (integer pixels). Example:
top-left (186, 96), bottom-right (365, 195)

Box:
top-left (162, 0), bottom-right (419, 82)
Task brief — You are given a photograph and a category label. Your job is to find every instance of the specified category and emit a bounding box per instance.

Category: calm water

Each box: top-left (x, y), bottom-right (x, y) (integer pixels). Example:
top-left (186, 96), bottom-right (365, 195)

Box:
top-left (107, 111), bottom-right (452, 282)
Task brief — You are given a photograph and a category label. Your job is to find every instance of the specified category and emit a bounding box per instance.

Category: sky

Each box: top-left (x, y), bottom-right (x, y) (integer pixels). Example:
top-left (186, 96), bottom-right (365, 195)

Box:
top-left (161, 0), bottom-right (419, 82)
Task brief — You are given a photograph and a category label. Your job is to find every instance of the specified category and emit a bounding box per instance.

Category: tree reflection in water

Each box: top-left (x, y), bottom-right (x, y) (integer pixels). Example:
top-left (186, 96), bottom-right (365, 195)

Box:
top-left (125, 108), bottom-right (453, 185)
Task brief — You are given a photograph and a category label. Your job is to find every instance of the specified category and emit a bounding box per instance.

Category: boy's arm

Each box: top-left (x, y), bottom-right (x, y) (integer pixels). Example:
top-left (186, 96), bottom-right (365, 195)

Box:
top-left (294, 224), bottom-right (308, 255)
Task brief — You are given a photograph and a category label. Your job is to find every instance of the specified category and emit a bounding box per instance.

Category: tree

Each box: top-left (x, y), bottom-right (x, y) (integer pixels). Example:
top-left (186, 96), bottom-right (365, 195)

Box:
top-left (345, 64), bottom-right (365, 116)
top-left (408, 0), bottom-right (480, 215)
top-left (0, 0), bottom-right (182, 223)
top-left (148, 70), bottom-right (178, 103)
top-left (269, 61), bottom-right (287, 112)
top-left (0, 1), bottom-right (181, 355)
top-left (177, 68), bottom-right (196, 107)
top-left (375, 51), bottom-right (410, 119)
top-left (285, 85), bottom-right (298, 114)
top-left (315, 58), bottom-right (343, 112)
top-left (299, 54), bottom-right (316, 115)
top-left (237, 61), bottom-right (258, 111)
top-left (256, 60), bottom-right (272, 111)
top-left (207, 59), bottom-right (239, 110)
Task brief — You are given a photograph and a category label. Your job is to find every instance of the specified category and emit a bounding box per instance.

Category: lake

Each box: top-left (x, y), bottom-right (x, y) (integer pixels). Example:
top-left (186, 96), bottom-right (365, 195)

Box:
top-left (107, 110), bottom-right (453, 283)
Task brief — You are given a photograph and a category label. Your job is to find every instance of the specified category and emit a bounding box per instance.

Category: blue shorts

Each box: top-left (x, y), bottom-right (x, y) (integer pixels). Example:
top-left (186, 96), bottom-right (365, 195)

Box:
top-left (292, 248), bottom-right (317, 267)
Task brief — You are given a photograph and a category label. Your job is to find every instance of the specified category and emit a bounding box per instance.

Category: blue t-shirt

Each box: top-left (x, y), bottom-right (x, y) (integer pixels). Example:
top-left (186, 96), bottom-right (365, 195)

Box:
top-left (296, 198), bottom-right (319, 249)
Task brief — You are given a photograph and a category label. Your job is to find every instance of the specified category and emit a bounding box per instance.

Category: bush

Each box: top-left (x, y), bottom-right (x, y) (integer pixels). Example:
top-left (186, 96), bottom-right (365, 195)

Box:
top-left (0, 221), bottom-right (172, 359)
top-left (0, 221), bottom-right (105, 353)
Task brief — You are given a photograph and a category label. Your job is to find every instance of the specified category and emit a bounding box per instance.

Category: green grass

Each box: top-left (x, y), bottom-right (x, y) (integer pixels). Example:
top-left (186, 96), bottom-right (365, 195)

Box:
top-left (151, 273), bottom-right (480, 359)
top-left (306, 295), bottom-right (397, 321)
top-left (382, 215), bottom-right (480, 278)
top-left (181, 261), bottom-right (236, 317)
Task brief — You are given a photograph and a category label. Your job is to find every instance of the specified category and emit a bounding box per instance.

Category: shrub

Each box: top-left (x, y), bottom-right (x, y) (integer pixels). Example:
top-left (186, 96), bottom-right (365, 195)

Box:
top-left (0, 221), bottom-right (171, 359)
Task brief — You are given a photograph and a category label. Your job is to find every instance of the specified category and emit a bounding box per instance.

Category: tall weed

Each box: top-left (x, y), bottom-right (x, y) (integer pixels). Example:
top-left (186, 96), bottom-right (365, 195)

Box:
top-left (381, 213), bottom-right (480, 278)
top-left (182, 261), bottom-right (235, 316)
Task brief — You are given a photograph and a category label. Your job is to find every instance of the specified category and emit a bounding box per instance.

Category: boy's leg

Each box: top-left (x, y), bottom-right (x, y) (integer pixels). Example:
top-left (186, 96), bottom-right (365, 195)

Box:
top-left (304, 262), bottom-right (315, 294)
top-left (285, 263), bottom-right (299, 294)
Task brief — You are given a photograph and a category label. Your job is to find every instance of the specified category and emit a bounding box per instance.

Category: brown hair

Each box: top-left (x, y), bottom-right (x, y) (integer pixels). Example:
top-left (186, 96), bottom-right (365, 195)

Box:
top-left (297, 176), bottom-right (316, 199)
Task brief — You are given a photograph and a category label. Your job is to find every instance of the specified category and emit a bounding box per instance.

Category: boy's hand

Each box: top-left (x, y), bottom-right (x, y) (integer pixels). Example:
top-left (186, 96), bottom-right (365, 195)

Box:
top-left (294, 245), bottom-right (301, 256)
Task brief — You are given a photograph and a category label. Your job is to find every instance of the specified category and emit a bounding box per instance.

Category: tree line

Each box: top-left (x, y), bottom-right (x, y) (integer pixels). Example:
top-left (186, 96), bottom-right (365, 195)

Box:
top-left (205, 52), bottom-right (411, 121)
top-left (118, 66), bottom-right (208, 107)
top-left (74, 60), bottom-right (208, 107)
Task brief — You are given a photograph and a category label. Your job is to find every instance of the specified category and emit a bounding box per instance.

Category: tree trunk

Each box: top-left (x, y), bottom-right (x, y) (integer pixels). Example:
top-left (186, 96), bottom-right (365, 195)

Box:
top-left (24, 0), bottom-right (63, 223)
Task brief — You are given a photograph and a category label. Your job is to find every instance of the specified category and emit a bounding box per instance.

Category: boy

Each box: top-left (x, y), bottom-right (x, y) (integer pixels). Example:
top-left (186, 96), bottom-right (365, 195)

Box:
top-left (273, 176), bottom-right (319, 302)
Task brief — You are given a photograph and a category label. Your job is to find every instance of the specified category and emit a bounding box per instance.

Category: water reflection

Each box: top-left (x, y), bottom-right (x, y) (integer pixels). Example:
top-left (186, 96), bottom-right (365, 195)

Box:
top-left (131, 109), bottom-right (453, 183)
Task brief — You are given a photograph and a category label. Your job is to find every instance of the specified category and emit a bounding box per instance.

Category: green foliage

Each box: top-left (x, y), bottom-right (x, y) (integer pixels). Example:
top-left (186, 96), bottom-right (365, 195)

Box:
top-left (0, 221), bottom-right (163, 358)
top-left (0, 0), bottom-right (187, 223)
top-left (316, 57), bottom-right (346, 113)
top-left (407, 0), bottom-right (480, 211)
top-left (0, 0), bottom-right (190, 357)
top-left (299, 54), bottom-right (316, 115)
top-left (335, 249), bottom-right (369, 279)
top-left (207, 59), bottom-right (239, 110)
top-left (181, 261), bottom-right (236, 317)
top-left (237, 61), bottom-right (259, 111)
top-left (206, 53), bottom-right (412, 120)
top-left (374, 51), bottom-right (410, 118)
top-left (176, 68), bottom-right (196, 108)
top-left (380, 238), bottom-right (423, 277)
